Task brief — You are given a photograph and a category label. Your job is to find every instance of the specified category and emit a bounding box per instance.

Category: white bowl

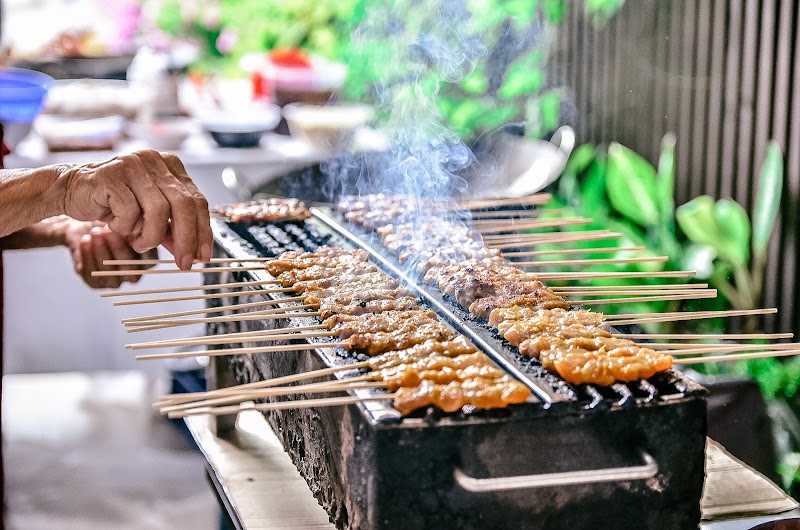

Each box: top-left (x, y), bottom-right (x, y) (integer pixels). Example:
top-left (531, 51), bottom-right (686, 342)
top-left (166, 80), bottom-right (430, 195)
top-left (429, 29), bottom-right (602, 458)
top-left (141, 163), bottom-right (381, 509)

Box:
top-left (283, 103), bottom-right (372, 152)
top-left (127, 117), bottom-right (197, 151)
top-left (199, 104), bottom-right (281, 148)
top-left (35, 114), bottom-right (124, 151)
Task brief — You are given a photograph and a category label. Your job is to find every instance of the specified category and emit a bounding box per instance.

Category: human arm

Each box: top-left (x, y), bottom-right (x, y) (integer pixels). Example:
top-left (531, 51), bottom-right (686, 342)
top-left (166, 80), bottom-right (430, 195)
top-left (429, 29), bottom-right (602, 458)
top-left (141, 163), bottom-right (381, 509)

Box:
top-left (0, 149), bottom-right (212, 269)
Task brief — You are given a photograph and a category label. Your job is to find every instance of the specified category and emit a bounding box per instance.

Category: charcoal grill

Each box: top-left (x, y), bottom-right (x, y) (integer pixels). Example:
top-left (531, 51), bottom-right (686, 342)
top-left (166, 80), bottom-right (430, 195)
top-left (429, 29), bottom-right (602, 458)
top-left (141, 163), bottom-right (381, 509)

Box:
top-left (205, 210), bottom-right (707, 530)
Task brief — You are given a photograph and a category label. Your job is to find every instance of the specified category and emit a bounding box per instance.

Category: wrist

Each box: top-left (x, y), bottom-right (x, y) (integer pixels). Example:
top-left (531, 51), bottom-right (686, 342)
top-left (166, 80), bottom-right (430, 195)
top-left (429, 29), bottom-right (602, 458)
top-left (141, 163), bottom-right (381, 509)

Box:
top-left (43, 163), bottom-right (79, 218)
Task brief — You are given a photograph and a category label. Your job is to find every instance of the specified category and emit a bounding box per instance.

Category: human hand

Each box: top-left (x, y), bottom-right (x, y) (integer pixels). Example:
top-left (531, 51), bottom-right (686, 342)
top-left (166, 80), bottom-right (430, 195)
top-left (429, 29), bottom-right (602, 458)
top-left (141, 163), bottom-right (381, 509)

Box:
top-left (64, 221), bottom-right (158, 289)
top-left (55, 150), bottom-right (212, 270)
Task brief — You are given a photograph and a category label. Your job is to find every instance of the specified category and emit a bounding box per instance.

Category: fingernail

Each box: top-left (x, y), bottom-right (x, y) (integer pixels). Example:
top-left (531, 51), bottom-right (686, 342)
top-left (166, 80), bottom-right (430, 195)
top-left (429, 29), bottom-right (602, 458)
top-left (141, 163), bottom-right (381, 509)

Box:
top-left (200, 243), bottom-right (213, 262)
top-left (180, 255), bottom-right (194, 271)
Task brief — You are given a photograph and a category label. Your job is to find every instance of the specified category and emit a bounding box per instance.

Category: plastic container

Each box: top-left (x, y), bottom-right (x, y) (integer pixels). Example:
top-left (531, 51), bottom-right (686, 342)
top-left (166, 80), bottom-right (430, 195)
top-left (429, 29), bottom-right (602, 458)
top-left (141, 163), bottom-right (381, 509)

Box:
top-left (0, 67), bottom-right (54, 123)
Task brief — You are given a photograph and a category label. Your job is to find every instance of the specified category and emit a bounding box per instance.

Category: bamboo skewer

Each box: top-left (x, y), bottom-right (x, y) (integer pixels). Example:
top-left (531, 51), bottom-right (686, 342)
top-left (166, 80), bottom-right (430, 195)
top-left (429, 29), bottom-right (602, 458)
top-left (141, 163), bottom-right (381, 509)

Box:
top-left (122, 298), bottom-right (303, 323)
top-left (468, 208), bottom-right (558, 219)
top-left (534, 270), bottom-right (696, 281)
top-left (514, 256), bottom-right (669, 267)
top-left (100, 279), bottom-right (281, 298)
top-left (502, 246), bottom-right (646, 257)
top-left (103, 257), bottom-right (274, 266)
top-left (616, 332), bottom-right (793, 340)
top-left (113, 288), bottom-right (297, 306)
top-left (679, 349), bottom-right (800, 365)
top-left (126, 308), bottom-right (321, 333)
top-left (455, 194), bottom-right (551, 210)
top-left (135, 341), bottom-right (349, 361)
top-left (159, 376), bottom-right (381, 414)
top-left (92, 265), bottom-right (266, 276)
top-left (488, 232), bottom-right (622, 249)
top-left (606, 308), bottom-right (777, 326)
top-left (155, 361), bottom-right (371, 406)
top-left (569, 291), bottom-right (717, 306)
top-left (660, 342), bottom-right (800, 355)
top-left (167, 393), bottom-right (397, 419)
top-left (129, 330), bottom-right (338, 350)
top-left (559, 289), bottom-right (715, 297)
top-left (554, 283), bottom-right (708, 292)
top-left (483, 230), bottom-right (621, 243)
top-left (126, 324), bottom-right (329, 350)
top-left (473, 218), bottom-right (593, 233)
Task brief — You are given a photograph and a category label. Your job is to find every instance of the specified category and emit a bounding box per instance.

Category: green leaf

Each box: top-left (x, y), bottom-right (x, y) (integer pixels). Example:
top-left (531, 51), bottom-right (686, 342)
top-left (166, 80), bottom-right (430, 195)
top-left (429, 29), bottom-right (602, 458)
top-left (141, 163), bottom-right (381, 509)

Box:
top-left (606, 142), bottom-right (659, 227)
top-left (498, 67), bottom-right (544, 100)
top-left (461, 65), bottom-right (488, 95)
top-left (579, 158), bottom-right (610, 222)
top-left (752, 141), bottom-right (784, 259)
top-left (542, 0), bottom-right (568, 24)
top-left (676, 196), bottom-right (718, 246)
top-left (656, 133), bottom-right (676, 230)
top-left (714, 199), bottom-right (751, 268)
top-left (565, 143), bottom-right (596, 175)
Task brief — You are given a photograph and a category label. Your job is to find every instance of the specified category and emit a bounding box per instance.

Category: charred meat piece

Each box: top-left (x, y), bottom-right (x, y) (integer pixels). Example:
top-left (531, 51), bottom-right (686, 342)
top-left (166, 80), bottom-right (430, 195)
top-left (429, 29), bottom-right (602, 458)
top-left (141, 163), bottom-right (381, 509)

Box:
top-left (318, 296), bottom-right (421, 320)
top-left (216, 198), bottom-right (311, 223)
top-left (470, 291), bottom-right (570, 320)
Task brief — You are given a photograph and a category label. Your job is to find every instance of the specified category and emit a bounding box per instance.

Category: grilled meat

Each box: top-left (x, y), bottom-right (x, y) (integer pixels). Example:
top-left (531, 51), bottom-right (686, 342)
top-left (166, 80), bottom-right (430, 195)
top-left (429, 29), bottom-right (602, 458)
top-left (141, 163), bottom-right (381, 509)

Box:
top-left (216, 198), bottom-right (311, 223)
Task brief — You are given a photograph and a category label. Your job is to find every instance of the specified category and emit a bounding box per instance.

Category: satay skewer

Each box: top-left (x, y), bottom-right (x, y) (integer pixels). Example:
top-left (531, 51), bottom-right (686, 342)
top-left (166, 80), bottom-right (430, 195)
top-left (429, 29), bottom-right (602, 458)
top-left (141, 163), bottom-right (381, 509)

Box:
top-left (135, 341), bottom-right (349, 360)
top-left (606, 308), bottom-right (777, 325)
top-left (468, 208), bottom-right (559, 219)
top-left (679, 349), bottom-right (800, 364)
top-left (155, 361), bottom-right (371, 406)
top-left (487, 231), bottom-right (622, 249)
top-left (535, 270), bottom-right (695, 280)
top-left (569, 291), bottom-right (717, 306)
top-left (127, 324), bottom-right (329, 349)
top-left (113, 288), bottom-right (297, 306)
top-left (473, 218), bottom-right (593, 233)
top-left (129, 330), bottom-right (339, 350)
top-left (660, 342), bottom-right (800, 355)
top-left (554, 283), bottom-right (708, 291)
top-left (514, 256), bottom-right (669, 267)
top-left (126, 308), bottom-right (321, 333)
top-left (101, 279), bottom-right (281, 298)
top-left (102, 257), bottom-right (274, 266)
top-left (92, 265), bottom-right (265, 277)
top-left (502, 246), bottom-right (646, 257)
top-left (158, 376), bottom-right (379, 414)
top-left (559, 288), bottom-right (715, 297)
top-left (454, 194), bottom-right (551, 209)
top-left (616, 332), bottom-right (793, 340)
top-left (122, 298), bottom-right (305, 323)
top-left (167, 393), bottom-right (397, 419)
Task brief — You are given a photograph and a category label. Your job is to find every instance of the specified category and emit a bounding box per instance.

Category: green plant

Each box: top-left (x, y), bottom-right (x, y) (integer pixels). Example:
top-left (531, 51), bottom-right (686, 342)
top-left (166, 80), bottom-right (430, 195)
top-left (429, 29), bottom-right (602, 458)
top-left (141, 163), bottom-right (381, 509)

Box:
top-left (675, 142), bottom-right (784, 320)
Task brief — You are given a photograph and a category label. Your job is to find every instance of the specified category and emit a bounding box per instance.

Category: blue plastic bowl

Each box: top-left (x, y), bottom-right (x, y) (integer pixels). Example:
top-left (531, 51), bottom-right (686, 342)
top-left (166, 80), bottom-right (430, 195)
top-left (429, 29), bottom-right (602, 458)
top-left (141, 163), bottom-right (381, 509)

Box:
top-left (0, 67), bottom-right (54, 123)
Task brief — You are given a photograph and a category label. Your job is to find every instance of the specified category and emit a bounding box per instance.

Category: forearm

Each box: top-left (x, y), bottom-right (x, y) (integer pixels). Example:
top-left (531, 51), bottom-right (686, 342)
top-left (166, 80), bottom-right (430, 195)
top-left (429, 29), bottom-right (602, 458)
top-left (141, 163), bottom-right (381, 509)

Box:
top-left (0, 165), bottom-right (71, 238)
top-left (0, 216), bottom-right (71, 250)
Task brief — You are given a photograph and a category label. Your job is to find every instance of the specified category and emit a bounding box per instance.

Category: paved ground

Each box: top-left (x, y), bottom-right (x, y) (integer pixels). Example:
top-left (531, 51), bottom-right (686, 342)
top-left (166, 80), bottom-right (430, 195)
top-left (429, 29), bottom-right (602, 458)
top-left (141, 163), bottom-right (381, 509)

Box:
top-left (2, 371), bottom-right (218, 530)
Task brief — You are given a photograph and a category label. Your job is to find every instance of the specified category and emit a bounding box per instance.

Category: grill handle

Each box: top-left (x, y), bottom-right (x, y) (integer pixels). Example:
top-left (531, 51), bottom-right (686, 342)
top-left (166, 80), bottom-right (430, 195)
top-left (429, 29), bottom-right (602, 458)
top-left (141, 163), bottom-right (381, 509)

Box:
top-left (454, 451), bottom-right (657, 492)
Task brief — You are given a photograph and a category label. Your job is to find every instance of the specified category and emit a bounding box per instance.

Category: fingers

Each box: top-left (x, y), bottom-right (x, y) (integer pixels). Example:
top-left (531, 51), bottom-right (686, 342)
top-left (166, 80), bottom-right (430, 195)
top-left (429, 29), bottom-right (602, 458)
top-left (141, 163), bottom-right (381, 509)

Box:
top-left (64, 150), bottom-right (212, 270)
top-left (161, 152), bottom-right (213, 262)
top-left (88, 229), bottom-right (123, 289)
top-left (103, 229), bottom-right (149, 284)
top-left (133, 150), bottom-right (198, 269)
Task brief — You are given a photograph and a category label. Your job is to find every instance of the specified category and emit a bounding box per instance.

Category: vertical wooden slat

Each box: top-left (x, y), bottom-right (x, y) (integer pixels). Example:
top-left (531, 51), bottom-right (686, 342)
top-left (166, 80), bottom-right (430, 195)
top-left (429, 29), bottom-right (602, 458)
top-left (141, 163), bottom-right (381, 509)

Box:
top-left (687, 0), bottom-right (712, 205)
top-left (719, 1), bottom-right (743, 199)
top-left (702, 0), bottom-right (728, 199)
top-left (675, 0), bottom-right (698, 193)
top-left (734, 0), bottom-right (759, 213)
top-left (774, 1), bottom-right (800, 329)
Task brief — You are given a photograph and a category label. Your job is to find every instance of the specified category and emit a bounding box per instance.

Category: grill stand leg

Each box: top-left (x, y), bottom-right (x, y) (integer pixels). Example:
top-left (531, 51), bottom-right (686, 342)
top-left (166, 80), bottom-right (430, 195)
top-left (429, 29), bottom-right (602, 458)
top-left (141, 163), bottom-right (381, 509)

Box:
top-left (208, 354), bottom-right (238, 436)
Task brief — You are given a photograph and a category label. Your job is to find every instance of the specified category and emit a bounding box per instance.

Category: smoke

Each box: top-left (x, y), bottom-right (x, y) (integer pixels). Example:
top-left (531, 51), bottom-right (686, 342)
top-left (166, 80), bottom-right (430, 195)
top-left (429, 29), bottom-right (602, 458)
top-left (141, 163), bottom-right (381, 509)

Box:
top-left (335, 0), bottom-right (488, 207)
